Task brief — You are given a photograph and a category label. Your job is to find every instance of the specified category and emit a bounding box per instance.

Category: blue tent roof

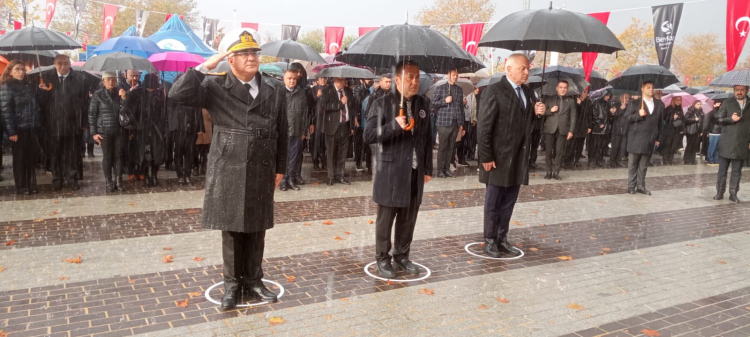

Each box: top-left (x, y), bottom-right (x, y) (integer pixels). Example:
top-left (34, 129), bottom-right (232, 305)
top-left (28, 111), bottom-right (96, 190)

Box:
top-left (147, 15), bottom-right (216, 58)
top-left (120, 26), bottom-right (136, 37)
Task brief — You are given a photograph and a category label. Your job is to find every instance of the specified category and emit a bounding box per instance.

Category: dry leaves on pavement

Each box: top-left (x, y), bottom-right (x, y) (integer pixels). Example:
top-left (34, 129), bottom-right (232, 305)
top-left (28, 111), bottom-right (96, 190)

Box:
top-left (0, 267), bottom-right (5, 273)
top-left (286, 275), bottom-right (296, 282)
top-left (448, 202), bottom-right (457, 207)
top-left (163, 247), bottom-right (172, 250)
top-left (368, 219), bottom-right (374, 224)
top-left (4, 240), bottom-right (14, 246)
top-left (479, 304), bottom-right (488, 309)
top-left (193, 257), bottom-right (204, 262)
top-left (63, 254), bottom-right (83, 264)
top-left (162, 255), bottom-right (174, 263)
top-left (303, 222), bottom-right (311, 226)
top-left (529, 248), bottom-right (539, 252)
top-left (59, 277), bottom-right (68, 280)
top-left (344, 232), bottom-right (351, 235)
top-left (188, 210), bottom-right (197, 214)
top-left (176, 299), bottom-right (189, 307)
top-left (419, 288), bottom-right (435, 295)
top-left (642, 329), bottom-right (661, 337)
top-left (497, 298), bottom-right (509, 303)
top-left (567, 303), bottom-right (585, 310)
top-left (386, 280), bottom-right (395, 285)
top-left (557, 256), bottom-right (573, 261)
top-left (322, 220), bottom-right (334, 225)
top-left (269, 317), bottom-right (285, 325)
top-left (333, 236), bottom-right (344, 240)
top-left (188, 292), bottom-right (201, 298)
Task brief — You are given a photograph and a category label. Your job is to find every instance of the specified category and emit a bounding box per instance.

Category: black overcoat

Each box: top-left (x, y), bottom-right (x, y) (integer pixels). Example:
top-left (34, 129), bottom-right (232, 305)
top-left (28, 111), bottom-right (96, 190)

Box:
top-left (716, 98), bottom-right (750, 160)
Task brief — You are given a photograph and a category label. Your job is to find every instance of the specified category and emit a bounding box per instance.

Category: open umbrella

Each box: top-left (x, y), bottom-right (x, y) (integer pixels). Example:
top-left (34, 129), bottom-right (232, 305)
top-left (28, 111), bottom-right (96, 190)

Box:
top-left (662, 93), bottom-right (714, 113)
top-left (0, 50), bottom-right (59, 66)
top-left (259, 64), bottom-right (285, 79)
top-left (538, 75), bottom-right (583, 96)
top-left (575, 68), bottom-right (607, 90)
top-left (709, 68), bottom-right (750, 87)
top-left (315, 66), bottom-right (375, 79)
top-left (26, 65), bottom-right (102, 92)
top-left (260, 39), bottom-right (327, 64)
top-left (148, 52), bottom-right (204, 72)
top-left (0, 27), bottom-right (81, 88)
top-left (530, 65), bottom-right (590, 94)
top-left (477, 73), bottom-right (504, 88)
top-left (82, 52), bottom-right (157, 73)
top-left (93, 36), bottom-right (164, 58)
top-left (660, 83), bottom-right (685, 94)
top-left (589, 85), bottom-right (613, 100)
top-left (707, 92), bottom-right (733, 101)
top-left (425, 78), bottom-right (474, 99)
top-left (608, 65), bottom-right (679, 94)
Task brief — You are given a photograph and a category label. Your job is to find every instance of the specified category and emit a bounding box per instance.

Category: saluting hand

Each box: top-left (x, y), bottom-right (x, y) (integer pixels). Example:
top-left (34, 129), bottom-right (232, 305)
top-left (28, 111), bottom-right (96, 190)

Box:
top-left (201, 50), bottom-right (232, 71)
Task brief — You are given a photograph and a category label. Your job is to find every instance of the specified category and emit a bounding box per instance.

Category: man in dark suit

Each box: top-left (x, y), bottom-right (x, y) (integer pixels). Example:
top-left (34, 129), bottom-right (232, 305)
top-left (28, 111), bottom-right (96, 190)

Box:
top-left (319, 77), bottom-right (356, 185)
top-left (478, 53), bottom-right (546, 258)
top-left (542, 80), bottom-right (576, 180)
top-left (713, 85), bottom-right (750, 202)
top-left (364, 61), bottom-right (432, 278)
top-left (625, 81), bottom-right (663, 195)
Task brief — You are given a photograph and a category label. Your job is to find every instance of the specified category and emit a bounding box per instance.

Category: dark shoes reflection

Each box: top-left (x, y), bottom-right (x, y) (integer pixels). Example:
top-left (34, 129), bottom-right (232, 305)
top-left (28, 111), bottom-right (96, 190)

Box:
top-left (392, 258), bottom-right (420, 275)
top-left (245, 280), bottom-right (278, 303)
top-left (637, 188), bottom-right (651, 196)
top-left (729, 193), bottom-right (741, 203)
top-left (220, 280), bottom-right (278, 311)
top-left (376, 260), bottom-right (396, 278)
top-left (483, 237), bottom-right (522, 258)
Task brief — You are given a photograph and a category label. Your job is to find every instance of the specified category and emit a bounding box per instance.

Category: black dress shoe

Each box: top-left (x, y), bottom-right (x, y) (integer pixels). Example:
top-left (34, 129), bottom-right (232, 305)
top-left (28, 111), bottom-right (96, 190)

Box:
top-left (729, 194), bottom-right (741, 203)
top-left (437, 171), bottom-right (446, 178)
top-left (552, 172), bottom-right (562, 180)
top-left (713, 193), bottom-right (724, 200)
top-left (376, 260), bottom-right (396, 278)
top-left (115, 179), bottom-right (126, 192)
top-left (544, 172), bottom-right (552, 179)
top-left (279, 181), bottom-right (288, 191)
top-left (393, 258), bottom-right (420, 275)
top-left (326, 179), bottom-right (335, 186)
top-left (637, 188), bottom-right (652, 196)
top-left (70, 181), bottom-right (80, 191)
top-left (496, 237), bottom-right (522, 257)
top-left (221, 282), bottom-right (241, 310)
top-left (530, 163), bottom-right (542, 170)
top-left (288, 180), bottom-right (301, 191)
top-left (246, 280), bottom-right (278, 303)
top-left (444, 170), bottom-right (455, 178)
top-left (483, 239), bottom-right (501, 258)
top-left (337, 178), bottom-right (351, 185)
top-left (105, 181), bottom-right (115, 193)
top-left (294, 176), bottom-right (306, 185)
top-left (628, 188), bottom-right (636, 194)
top-left (185, 177), bottom-right (192, 185)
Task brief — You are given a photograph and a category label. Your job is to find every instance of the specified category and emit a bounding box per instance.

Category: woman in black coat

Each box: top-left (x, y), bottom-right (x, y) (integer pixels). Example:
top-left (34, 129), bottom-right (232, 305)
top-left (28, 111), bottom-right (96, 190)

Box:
top-left (683, 101), bottom-right (704, 164)
top-left (126, 74), bottom-right (166, 187)
top-left (0, 60), bottom-right (42, 194)
top-left (89, 72), bottom-right (126, 192)
top-left (662, 98), bottom-right (685, 165)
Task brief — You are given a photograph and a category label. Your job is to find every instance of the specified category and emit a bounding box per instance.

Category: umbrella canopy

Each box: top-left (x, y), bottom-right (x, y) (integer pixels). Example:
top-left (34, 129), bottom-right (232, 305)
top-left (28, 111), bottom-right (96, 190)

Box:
top-left (336, 24), bottom-right (484, 73)
top-left (478, 6), bottom-right (624, 54)
top-left (589, 85), bottom-right (613, 100)
top-left (661, 83), bottom-right (685, 94)
top-left (683, 87), bottom-right (701, 95)
top-left (148, 15), bottom-right (217, 58)
top-left (662, 93), bottom-right (715, 113)
top-left (425, 78), bottom-right (475, 99)
top-left (82, 52), bottom-right (157, 73)
top-left (26, 65), bottom-right (102, 90)
top-left (94, 36), bottom-right (164, 58)
top-left (0, 50), bottom-right (59, 66)
top-left (259, 64), bottom-right (285, 78)
top-left (539, 75), bottom-right (583, 96)
top-left (418, 71), bottom-right (434, 95)
top-left (607, 65), bottom-right (679, 94)
top-left (707, 92), bottom-right (734, 101)
top-left (148, 52), bottom-right (204, 72)
top-left (574, 68), bottom-right (607, 90)
top-left (709, 69), bottom-right (750, 87)
top-left (0, 27), bottom-right (81, 51)
top-left (530, 65), bottom-right (590, 94)
top-left (316, 65), bottom-right (376, 79)
top-left (477, 73), bottom-right (505, 88)
top-left (260, 39), bottom-right (326, 63)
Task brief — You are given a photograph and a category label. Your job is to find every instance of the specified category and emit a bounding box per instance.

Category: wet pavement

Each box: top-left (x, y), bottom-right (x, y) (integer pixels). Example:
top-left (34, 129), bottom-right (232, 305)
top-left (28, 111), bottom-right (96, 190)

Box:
top-left (1, 150), bottom-right (749, 337)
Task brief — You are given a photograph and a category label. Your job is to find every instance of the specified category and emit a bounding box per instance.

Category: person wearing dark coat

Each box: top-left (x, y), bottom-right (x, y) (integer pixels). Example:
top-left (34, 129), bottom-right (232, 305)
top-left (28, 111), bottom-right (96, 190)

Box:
top-left (609, 93), bottom-right (631, 167)
top-left (528, 98), bottom-right (544, 170)
top-left (353, 78), bottom-right (373, 172)
top-left (703, 102), bottom-right (723, 165)
top-left (89, 72), bottom-right (126, 193)
top-left (124, 74), bottom-right (167, 187)
top-left (431, 70), bottom-right (465, 178)
top-left (588, 93), bottom-right (612, 168)
top-left (310, 77), bottom-right (327, 171)
top-left (364, 61), bottom-right (433, 278)
top-left (168, 30), bottom-right (288, 310)
top-left (320, 77), bottom-right (356, 185)
top-left (362, 75), bottom-right (392, 173)
top-left (542, 80), bottom-right (577, 180)
top-left (625, 81), bottom-right (664, 195)
top-left (167, 75), bottom-right (205, 184)
top-left (0, 60), bottom-right (42, 195)
top-left (565, 89), bottom-right (592, 168)
top-left (478, 54), bottom-right (546, 258)
top-left (661, 97), bottom-right (685, 165)
top-left (280, 69), bottom-right (309, 191)
top-left (288, 63), bottom-right (313, 185)
top-left (683, 101), bottom-right (704, 165)
top-left (37, 55), bottom-right (89, 191)
top-left (713, 85), bottom-right (750, 203)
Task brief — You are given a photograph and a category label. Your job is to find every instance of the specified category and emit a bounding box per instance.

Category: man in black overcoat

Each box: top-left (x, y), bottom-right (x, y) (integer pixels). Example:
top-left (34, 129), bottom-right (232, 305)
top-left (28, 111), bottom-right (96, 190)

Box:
top-left (625, 81), bottom-right (664, 195)
top-left (364, 61), bottom-right (433, 278)
top-left (713, 85), bottom-right (750, 202)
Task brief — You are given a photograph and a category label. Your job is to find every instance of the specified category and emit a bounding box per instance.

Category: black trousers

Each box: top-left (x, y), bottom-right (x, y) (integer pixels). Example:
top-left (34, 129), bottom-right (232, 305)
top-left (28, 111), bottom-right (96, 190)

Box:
top-left (101, 134), bottom-right (124, 182)
top-left (588, 134), bottom-right (607, 165)
top-left (456, 121), bottom-right (470, 163)
top-left (662, 133), bottom-right (683, 164)
top-left (437, 123), bottom-right (459, 172)
top-left (325, 123), bottom-right (349, 179)
top-left (48, 135), bottom-right (78, 185)
top-left (353, 126), bottom-right (367, 168)
top-left (311, 131), bottom-right (326, 167)
top-left (529, 128), bottom-right (541, 165)
top-left (375, 169), bottom-right (420, 262)
top-left (610, 134), bottom-right (627, 164)
top-left (165, 132), bottom-right (174, 169)
top-left (173, 131), bottom-right (197, 179)
top-left (684, 134), bottom-right (700, 163)
top-left (717, 157), bottom-right (743, 194)
top-left (11, 128), bottom-right (39, 192)
top-left (222, 230), bottom-right (265, 284)
top-left (565, 136), bottom-right (586, 165)
top-left (483, 184), bottom-right (521, 239)
top-left (544, 131), bottom-right (567, 173)
top-left (627, 153), bottom-right (650, 190)
top-left (700, 134), bottom-right (709, 157)
top-left (285, 136), bottom-right (302, 181)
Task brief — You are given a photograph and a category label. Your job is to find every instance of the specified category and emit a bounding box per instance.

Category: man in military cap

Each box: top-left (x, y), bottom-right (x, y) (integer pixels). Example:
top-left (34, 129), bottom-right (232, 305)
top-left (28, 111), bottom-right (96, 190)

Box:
top-left (169, 29), bottom-right (288, 310)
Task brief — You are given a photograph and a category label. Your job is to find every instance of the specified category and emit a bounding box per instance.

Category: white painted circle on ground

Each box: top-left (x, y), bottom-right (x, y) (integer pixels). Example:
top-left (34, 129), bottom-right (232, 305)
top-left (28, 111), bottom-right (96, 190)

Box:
top-left (364, 261), bottom-right (432, 282)
top-left (464, 242), bottom-right (525, 260)
top-left (204, 279), bottom-right (285, 307)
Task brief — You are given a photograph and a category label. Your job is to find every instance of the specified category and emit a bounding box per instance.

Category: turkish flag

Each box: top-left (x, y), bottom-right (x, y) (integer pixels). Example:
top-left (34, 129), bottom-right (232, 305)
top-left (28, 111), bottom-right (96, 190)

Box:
top-left (461, 23), bottom-right (484, 56)
top-left (359, 27), bottom-right (377, 36)
top-left (581, 12), bottom-right (610, 83)
top-left (241, 22), bottom-right (258, 31)
top-left (45, 0), bottom-right (56, 29)
top-left (14, 21), bottom-right (22, 30)
top-left (685, 76), bottom-right (690, 86)
top-left (706, 76), bottom-right (712, 85)
top-left (83, 33), bottom-right (88, 51)
top-left (325, 26), bottom-right (344, 55)
top-left (165, 14), bottom-right (184, 22)
top-left (726, 0), bottom-right (750, 70)
top-left (102, 4), bottom-right (118, 42)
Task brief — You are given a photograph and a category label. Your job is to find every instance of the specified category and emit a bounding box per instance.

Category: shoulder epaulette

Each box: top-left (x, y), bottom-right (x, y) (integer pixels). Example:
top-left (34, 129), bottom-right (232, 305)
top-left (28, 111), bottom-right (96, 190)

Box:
top-left (207, 72), bottom-right (227, 76)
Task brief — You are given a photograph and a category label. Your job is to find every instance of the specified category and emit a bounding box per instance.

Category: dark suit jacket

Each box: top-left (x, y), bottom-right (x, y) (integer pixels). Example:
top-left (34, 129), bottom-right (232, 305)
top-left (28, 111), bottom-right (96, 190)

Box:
top-left (542, 95), bottom-right (577, 135)
top-left (716, 97), bottom-right (750, 160)
top-left (364, 90), bottom-right (433, 208)
top-left (319, 85), bottom-right (356, 136)
top-left (477, 76), bottom-right (535, 187)
top-left (626, 98), bottom-right (664, 155)
top-left (38, 70), bottom-right (90, 137)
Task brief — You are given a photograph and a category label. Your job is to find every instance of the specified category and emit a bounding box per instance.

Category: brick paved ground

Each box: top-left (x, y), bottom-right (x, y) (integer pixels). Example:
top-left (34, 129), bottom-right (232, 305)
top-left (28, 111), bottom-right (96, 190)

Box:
top-left (1, 150), bottom-right (749, 337)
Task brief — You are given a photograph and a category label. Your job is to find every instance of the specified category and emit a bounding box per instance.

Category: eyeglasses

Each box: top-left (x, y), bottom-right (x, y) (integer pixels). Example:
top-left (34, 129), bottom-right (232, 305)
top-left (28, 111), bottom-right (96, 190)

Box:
top-left (233, 51), bottom-right (259, 58)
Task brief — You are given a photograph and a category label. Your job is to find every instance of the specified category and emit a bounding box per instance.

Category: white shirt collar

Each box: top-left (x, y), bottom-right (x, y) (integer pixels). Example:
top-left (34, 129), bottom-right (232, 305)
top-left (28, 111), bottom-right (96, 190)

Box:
top-left (57, 71), bottom-right (68, 78)
top-left (506, 76), bottom-right (520, 90)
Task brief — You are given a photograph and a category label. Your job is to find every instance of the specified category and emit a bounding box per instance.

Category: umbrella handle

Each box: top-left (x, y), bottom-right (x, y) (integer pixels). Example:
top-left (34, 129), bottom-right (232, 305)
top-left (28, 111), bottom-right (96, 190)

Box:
top-left (399, 107), bottom-right (415, 131)
top-left (39, 77), bottom-right (52, 91)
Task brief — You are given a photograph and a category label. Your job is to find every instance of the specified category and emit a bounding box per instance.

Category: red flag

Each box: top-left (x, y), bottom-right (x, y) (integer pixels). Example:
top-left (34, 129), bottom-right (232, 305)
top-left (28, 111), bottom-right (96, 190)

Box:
top-left (581, 12), bottom-right (610, 82)
top-left (165, 14), bottom-right (184, 22)
top-left (706, 76), bottom-right (712, 85)
top-left (13, 21), bottom-right (22, 30)
top-left (65, 31), bottom-right (71, 36)
top-left (726, 0), bottom-right (750, 70)
top-left (358, 27), bottom-right (377, 36)
top-left (325, 26), bottom-right (344, 55)
top-left (45, 0), bottom-right (56, 29)
top-left (685, 76), bottom-right (690, 86)
top-left (460, 23), bottom-right (484, 56)
top-left (83, 33), bottom-right (88, 51)
top-left (0, 30), bottom-right (5, 35)
top-left (102, 4), bottom-right (118, 42)
top-left (241, 22), bottom-right (258, 31)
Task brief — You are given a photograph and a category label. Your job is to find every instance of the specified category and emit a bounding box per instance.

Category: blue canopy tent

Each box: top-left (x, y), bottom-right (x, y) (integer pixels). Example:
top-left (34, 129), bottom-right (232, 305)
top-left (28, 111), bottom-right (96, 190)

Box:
top-left (120, 26), bottom-right (136, 37)
top-left (147, 15), bottom-right (216, 83)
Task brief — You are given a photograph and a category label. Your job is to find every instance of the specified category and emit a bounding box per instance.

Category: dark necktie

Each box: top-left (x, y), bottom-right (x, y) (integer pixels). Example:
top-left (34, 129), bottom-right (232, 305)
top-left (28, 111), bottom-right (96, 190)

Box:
top-left (516, 86), bottom-right (525, 109)
top-left (243, 83), bottom-right (253, 101)
top-left (338, 90), bottom-right (346, 122)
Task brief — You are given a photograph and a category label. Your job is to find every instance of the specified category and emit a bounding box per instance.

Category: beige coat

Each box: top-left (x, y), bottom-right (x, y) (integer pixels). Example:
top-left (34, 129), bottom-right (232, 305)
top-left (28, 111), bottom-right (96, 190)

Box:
top-left (196, 108), bottom-right (212, 145)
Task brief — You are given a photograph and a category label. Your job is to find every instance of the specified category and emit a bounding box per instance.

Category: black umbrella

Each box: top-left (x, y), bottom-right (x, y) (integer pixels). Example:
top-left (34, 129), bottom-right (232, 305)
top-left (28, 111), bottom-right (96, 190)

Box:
top-left (607, 65), bottom-right (679, 94)
top-left (0, 50), bottom-right (59, 66)
top-left (260, 39), bottom-right (327, 64)
top-left (26, 65), bottom-right (102, 92)
top-left (589, 85), bottom-right (613, 100)
top-left (477, 73), bottom-right (546, 89)
top-left (81, 52), bottom-right (157, 73)
top-left (574, 68), bottom-right (607, 90)
top-left (539, 75), bottom-right (583, 96)
top-left (418, 71), bottom-right (434, 95)
top-left (425, 78), bottom-right (475, 99)
top-left (315, 65), bottom-right (375, 79)
top-left (709, 68), bottom-right (750, 87)
top-left (683, 87), bottom-right (700, 95)
top-left (0, 27), bottom-right (81, 51)
top-left (707, 92), bottom-right (733, 100)
top-left (530, 65), bottom-right (590, 94)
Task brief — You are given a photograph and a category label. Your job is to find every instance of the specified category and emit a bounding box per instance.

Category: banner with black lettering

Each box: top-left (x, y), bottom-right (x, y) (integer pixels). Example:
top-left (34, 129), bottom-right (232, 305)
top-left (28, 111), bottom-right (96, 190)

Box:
top-left (281, 25), bottom-right (300, 41)
top-left (203, 18), bottom-right (219, 47)
top-left (652, 3), bottom-right (683, 69)
top-left (135, 10), bottom-right (149, 37)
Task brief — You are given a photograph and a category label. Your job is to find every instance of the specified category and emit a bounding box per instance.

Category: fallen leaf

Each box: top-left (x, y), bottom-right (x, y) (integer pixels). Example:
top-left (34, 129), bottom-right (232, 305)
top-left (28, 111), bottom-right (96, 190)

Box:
top-left (59, 277), bottom-right (68, 280)
top-left (193, 257), bottom-right (204, 262)
top-left (479, 304), bottom-right (488, 309)
top-left (368, 220), bottom-right (374, 224)
top-left (52, 211), bottom-right (58, 215)
top-left (448, 202), bottom-right (457, 207)
top-left (334, 236), bottom-right (344, 240)
top-left (4, 240), bottom-right (14, 246)
top-left (128, 203), bottom-right (135, 207)
top-left (63, 254), bottom-right (82, 264)
top-left (515, 243), bottom-right (523, 247)
top-left (624, 236), bottom-right (630, 240)
top-left (269, 317), bottom-right (285, 325)
top-left (540, 234), bottom-right (547, 238)
top-left (323, 251), bottom-right (330, 255)
top-left (427, 194), bottom-right (435, 197)
top-left (464, 192), bottom-right (471, 195)
top-left (303, 222), bottom-right (311, 226)
top-left (529, 248), bottom-right (539, 252)
top-left (467, 260), bottom-right (474, 264)
top-left (286, 275), bottom-right (296, 282)
top-left (187, 210), bottom-right (197, 214)
top-left (176, 299), bottom-right (189, 307)
top-left (567, 303), bottom-right (585, 310)
top-left (162, 255), bottom-right (174, 263)
top-left (163, 247), bottom-right (173, 250)
top-left (386, 280), bottom-right (395, 285)
top-left (0, 330), bottom-right (6, 337)
top-left (184, 292), bottom-right (200, 298)
top-left (480, 242), bottom-right (485, 247)
top-left (419, 288), bottom-right (435, 295)
top-left (33, 218), bottom-right (45, 222)
top-left (558, 256), bottom-right (573, 261)
top-left (0, 267), bottom-right (5, 272)
top-left (531, 211), bottom-right (539, 215)
top-left (602, 248), bottom-right (611, 252)
top-left (439, 254), bottom-right (448, 258)
top-left (128, 279), bottom-right (136, 283)
top-left (719, 260), bottom-right (727, 264)
top-left (599, 218), bottom-right (605, 222)
top-left (431, 204), bottom-right (439, 208)
top-left (53, 201), bottom-right (59, 204)
top-left (512, 221), bottom-right (522, 226)
top-left (324, 315), bottom-right (332, 320)
top-left (23, 233), bottom-right (29, 238)
top-left (344, 232), bottom-right (351, 235)
top-left (8, 226), bottom-right (15, 230)
top-left (497, 298), bottom-right (509, 303)
top-left (642, 329), bottom-right (661, 337)
top-left (322, 220), bottom-right (334, 225)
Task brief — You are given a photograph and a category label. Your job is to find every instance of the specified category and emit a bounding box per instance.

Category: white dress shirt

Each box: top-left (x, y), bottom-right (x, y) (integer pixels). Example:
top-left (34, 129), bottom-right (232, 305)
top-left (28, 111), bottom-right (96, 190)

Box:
top-left (337, 88), bottom-right (349, 123)
top-left (643, 97), bottom-right (655, 115)
top-left (237, 76), bottom-right (259, 99)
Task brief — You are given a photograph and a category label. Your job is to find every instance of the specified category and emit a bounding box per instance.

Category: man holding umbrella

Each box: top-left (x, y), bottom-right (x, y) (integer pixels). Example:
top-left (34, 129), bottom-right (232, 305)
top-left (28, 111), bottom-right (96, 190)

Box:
top-left (713, 85), bottom-right (750, 203)
top-left (625, 81), bottom-right (664, 195)
top-left (169, 30), bottom-right (288, 310)
top-left (364, 60), bottom-right (433, 278)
